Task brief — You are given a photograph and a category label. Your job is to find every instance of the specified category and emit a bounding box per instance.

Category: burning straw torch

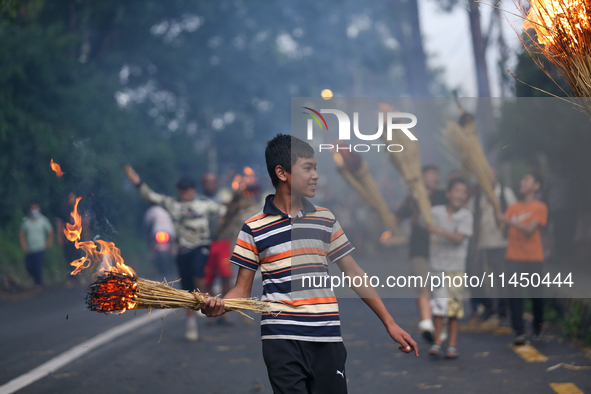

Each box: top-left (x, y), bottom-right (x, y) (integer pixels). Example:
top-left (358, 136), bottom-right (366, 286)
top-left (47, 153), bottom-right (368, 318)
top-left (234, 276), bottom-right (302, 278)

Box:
top-left (516, 0), bottom-right (591, 116)
top-left (64, 181), bottom-right (269, 317)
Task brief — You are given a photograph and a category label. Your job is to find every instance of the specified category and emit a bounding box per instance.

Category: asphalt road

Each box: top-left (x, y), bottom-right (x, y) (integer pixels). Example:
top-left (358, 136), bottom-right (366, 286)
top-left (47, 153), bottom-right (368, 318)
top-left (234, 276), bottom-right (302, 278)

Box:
top-left (1, 260), bottom-right (590, 393)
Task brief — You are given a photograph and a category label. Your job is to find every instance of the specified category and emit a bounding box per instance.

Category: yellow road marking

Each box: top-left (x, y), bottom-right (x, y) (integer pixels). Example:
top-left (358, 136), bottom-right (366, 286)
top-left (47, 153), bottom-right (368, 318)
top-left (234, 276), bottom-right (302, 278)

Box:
top-left (510, 344), bottom-right (548, 362)
top-left (550, 383), bottom-right (584, 394)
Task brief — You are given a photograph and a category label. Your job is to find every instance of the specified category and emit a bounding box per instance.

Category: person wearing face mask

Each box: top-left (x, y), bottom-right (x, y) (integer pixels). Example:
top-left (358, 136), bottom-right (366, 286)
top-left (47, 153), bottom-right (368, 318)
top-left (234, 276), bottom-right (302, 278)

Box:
top-left (20, 203), bottom-right (54, 290)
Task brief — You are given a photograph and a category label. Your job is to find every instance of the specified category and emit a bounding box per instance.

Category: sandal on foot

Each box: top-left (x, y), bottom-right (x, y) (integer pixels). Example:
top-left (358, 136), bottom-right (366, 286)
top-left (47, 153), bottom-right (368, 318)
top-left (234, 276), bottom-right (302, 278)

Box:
top-left (429, 344), bottom-right (441, 356)
top-left (445, 346), bottom-right (459, 359)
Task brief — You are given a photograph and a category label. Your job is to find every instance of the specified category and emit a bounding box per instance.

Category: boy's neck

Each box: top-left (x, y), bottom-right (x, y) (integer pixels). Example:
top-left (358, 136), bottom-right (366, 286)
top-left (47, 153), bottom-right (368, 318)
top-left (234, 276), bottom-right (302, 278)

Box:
top-left (446, 204), bottom-right (461, 215)
top-left (273, 186), bottom-right (304, 217)
top-left (522, 192), bottom-right (536, 203)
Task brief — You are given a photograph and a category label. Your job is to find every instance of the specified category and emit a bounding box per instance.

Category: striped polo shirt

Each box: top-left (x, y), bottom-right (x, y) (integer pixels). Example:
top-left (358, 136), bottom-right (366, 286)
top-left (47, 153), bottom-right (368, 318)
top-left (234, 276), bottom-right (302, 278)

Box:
top-left (231, 194), bottom-right (354, 342)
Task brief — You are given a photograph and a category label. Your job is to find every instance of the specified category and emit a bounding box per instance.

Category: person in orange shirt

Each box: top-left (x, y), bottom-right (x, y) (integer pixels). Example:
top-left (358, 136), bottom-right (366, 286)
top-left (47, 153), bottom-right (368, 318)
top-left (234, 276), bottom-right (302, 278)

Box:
top-left (498, 173), bottom-right (548, 345)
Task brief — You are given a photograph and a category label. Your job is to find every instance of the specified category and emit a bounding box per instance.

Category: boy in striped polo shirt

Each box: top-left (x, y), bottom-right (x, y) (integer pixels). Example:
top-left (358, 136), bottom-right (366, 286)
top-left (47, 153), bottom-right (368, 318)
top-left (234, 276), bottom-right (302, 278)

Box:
top-left (203, 134), bottom-right (418, 393)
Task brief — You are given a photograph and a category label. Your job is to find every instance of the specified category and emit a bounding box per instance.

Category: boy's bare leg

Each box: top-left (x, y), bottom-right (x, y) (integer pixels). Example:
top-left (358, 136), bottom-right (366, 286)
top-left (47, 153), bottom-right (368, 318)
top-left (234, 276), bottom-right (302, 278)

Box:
top-left (418, 297), bottom-right (431, 321)
top-left (433, 316), bottom-right (444, 346)
top-left (447, 318), bottom-right (458, 348)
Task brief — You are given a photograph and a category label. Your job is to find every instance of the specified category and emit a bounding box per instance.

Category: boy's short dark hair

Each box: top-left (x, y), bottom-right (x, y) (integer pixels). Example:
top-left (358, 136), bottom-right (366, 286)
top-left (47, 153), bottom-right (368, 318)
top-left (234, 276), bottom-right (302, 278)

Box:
top-left (265, 134), bottom-right (315, 187)
top-left (176, 175), bottom-right (197, 190)
top-left (422, 164), bottom-right (439, 173)
top-left (447, 177), bottom-right (468, 191)
top-left (527, 172), bottom-right (544, 189)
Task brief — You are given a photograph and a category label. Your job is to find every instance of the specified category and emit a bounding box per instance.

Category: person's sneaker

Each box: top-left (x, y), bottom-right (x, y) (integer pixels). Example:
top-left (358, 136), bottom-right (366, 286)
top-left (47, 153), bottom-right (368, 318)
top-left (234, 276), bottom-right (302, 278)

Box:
top-left (185, 318), bottom-right (199, 341)
top-left (419, 319), bottom-right (435, 343)
top-left (440, 329), bottom-right (448, 342)
top-left (513, 334), bottom-right (527, 346)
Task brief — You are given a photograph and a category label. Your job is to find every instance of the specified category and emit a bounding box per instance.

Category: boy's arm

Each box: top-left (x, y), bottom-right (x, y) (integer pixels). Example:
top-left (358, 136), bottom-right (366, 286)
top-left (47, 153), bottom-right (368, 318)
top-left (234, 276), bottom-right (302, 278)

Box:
top-left (19, 230), bottom-right (27, 252)
top-left (336, 254), bottom-right (419, 357)
top-left (426, 224), bottom-right (466, 244)
top-left (496, 212), bottom-right (539, 236)
top-left (201, 266), bottom-right (256, 317)
top-left (124, 166), bottom-right (177, 212)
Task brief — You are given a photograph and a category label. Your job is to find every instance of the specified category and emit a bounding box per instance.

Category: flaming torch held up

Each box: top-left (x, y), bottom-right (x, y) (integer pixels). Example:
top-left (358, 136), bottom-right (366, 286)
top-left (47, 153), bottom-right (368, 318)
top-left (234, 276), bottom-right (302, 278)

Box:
top-left (517, 0), bottom-right (591, 116)
top-left (66, 192), bottom-right (269, 317)
top-left (332, 148), bottom-right (407, 246)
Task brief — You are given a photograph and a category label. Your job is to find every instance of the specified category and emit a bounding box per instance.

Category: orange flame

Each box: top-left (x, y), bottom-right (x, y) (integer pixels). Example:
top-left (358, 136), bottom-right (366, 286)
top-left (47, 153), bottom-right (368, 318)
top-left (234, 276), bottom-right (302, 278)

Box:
top-left (65, 197), bottom-right (136, 280)
top-left (50, 159), bottom-right (65, 177)
top-left (523, 0), bottom-right (589, 48)
top-left (231, 167), bottom-right (258, 195)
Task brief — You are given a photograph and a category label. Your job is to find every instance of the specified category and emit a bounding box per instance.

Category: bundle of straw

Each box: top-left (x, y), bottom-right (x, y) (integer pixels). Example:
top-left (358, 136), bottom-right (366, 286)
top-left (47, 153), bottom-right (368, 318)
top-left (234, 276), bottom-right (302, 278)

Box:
top-left (441, 108), bottom-right (501, 215)
top-left (334, 151), bottom-right (407, 245)
top-left (379, 103), bottom-right (433, 225)
top-left (516, 0), bottom-right (591, 116)
top-left (86, 272), bottom-right (270, 318)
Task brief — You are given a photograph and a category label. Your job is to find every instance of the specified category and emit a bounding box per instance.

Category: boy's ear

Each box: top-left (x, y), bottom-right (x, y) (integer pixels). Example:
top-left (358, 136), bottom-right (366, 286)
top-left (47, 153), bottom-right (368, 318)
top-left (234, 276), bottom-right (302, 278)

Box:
top-left (275, 165), bottom-right (289, 183)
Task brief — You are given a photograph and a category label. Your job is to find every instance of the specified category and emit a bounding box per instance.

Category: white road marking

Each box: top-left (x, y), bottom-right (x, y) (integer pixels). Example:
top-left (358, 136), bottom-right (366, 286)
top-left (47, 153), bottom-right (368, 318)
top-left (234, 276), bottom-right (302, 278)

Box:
top-left (0, 309), bottom-right (167, 394)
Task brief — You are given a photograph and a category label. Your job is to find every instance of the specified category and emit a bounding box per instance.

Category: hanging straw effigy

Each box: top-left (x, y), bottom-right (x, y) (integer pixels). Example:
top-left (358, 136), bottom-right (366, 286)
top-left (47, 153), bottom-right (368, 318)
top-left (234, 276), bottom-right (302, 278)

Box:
top-left (86, 272), bottom-right (270, 319)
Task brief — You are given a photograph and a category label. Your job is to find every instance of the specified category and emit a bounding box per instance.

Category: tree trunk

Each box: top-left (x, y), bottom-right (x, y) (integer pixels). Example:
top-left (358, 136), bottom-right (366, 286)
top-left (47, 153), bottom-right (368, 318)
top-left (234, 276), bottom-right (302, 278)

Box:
top-left (468, 0), bottom-right (491, 97)
top-left (391, 0), bottom-right (431, 96)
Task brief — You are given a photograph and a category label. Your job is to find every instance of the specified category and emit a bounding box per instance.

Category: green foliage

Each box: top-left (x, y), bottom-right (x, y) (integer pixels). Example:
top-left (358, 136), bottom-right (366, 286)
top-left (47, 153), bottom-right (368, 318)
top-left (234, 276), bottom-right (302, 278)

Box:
top-left (0, 0), bottom-right (440, 285)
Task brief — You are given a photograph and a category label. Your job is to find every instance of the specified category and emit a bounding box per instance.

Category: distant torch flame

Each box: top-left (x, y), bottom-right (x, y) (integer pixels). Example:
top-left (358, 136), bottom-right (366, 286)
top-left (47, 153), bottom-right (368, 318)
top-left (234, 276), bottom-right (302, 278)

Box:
top-left (50, 159), bottom-right (65, 177)
top-left (379, 230), bottom-right (392, 244)
top-left (522, 0), bottom-right (590, 49)
top-left (65, 197), bottom-right (136, 280)
top-left (333, 153), bottom-right (344, 167)
top-left (231, 166), bottom-right (257, 196)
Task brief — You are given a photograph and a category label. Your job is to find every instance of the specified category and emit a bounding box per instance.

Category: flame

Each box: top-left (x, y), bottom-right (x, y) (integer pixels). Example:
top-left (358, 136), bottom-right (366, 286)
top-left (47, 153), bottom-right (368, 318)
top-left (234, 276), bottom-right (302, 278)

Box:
top-left (379, 230), bottom-right (392, 244)
top-left (50, 159), bottom-right (65, 177)
top-left (333, 153), bottom-right (344, 167)
top-left (523, 0), bottom-right (590, 48)
top-left (86, 273), bottom-right (138, 313)
top-left (231, 167), bottom-right (258, 196)
top-left (65, 197), bottom-right (136, 279)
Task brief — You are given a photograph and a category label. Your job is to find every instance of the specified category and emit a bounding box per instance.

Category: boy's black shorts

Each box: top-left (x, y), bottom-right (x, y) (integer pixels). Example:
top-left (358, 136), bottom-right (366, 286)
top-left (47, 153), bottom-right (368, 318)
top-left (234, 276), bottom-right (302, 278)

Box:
top-left (176, 245), bottom-right (209, 291)
top-left (262, 339), bottom-right (347, 394)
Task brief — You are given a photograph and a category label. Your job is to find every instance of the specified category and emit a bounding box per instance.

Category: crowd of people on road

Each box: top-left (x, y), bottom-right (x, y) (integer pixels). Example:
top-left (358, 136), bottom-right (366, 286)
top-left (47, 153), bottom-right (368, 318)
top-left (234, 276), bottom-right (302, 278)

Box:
top-left (394, 163), bottom-right (549, 357)
top-left (15, 132), bottom-right (580, 393)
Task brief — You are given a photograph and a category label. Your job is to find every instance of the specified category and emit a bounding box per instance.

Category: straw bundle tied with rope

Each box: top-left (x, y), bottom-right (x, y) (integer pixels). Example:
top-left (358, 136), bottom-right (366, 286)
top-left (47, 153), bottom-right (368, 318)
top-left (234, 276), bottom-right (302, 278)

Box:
top-left (513, 0), bottom-right (591, 116)
top-left (86, 272), bottom-right (271, 318)
top-left (379, 103), bottom-right (433, 225)
top-left (441, 104), bottom-right (501, 215)
top-left (334, 152), bottom-right (406, 245)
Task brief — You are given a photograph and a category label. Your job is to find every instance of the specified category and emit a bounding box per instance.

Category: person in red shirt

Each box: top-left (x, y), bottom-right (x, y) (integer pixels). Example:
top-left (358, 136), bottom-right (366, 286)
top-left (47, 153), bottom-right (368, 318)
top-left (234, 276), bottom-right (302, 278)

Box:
top-left (498, 173), bottom-right (548, 345)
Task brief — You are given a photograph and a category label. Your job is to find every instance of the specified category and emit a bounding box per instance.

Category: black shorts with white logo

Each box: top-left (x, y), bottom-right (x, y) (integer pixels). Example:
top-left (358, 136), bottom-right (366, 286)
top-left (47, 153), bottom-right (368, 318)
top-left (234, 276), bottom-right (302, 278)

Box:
top-left (262, 339), bottom-right (347, 394)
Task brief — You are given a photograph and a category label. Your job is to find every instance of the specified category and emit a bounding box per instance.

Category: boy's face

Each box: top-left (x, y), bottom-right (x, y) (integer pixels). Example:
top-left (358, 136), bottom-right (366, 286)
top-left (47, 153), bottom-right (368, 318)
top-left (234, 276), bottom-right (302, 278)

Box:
top-left (178, 187), bottom-right (196, 202)
top-left (287, 156), bottom-right (319, 198)
top-left (519, 174), bottom-right (540, 195)
top-left (422, 169), bottom-right (440, 192)
top-left (446, 182), bottom-right (468, 210)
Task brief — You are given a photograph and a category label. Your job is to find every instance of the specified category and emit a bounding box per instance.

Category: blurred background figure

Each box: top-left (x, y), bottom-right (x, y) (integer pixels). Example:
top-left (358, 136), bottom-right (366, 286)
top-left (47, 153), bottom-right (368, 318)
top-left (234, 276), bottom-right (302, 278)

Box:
top-left (56, 192), bottom-right (89, 288)
top-left (396, 165), bottom-right (447, 342)
top-left (144, 205), bottom-right (176, 278)
top-left (200, 173), bottom-right (232, 305)
top-left (125, 166), bottom-right (226, 341)
top-left (20, 203), bottom-right (53, 291)
top-left (467, 168), bottom-right (517, 322)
